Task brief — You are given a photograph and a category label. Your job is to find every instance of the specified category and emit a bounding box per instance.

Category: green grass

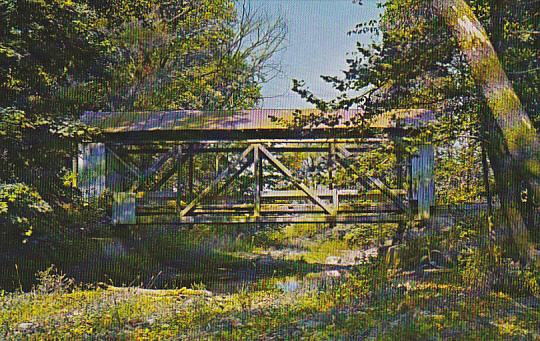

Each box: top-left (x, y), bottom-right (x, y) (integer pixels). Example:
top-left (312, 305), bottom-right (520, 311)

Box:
top-left (1, 261), bottom-right (538, 340)
top-left (2, 219), bottom-right (539, 339)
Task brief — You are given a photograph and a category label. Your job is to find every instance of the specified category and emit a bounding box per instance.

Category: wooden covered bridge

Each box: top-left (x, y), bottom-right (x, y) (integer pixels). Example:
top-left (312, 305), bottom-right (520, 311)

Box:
top-left (76, 109), bottom-right (435, 225)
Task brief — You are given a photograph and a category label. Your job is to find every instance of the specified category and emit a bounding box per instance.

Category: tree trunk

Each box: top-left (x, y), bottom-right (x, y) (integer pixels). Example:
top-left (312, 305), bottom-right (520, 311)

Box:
top-left (432, 0), bottom-right (539, 260)
top-left (489, 0), bottom-right (505, 54)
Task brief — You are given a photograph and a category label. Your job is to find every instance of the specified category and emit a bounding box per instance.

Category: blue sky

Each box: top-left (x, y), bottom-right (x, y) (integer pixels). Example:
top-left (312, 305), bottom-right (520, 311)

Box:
top-left (249, 0), bottom-right (383, 108)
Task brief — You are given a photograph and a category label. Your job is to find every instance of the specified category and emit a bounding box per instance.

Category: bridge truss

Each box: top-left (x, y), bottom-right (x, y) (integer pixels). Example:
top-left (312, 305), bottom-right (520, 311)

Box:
top-left (77, 109), bottom-right (434, 225)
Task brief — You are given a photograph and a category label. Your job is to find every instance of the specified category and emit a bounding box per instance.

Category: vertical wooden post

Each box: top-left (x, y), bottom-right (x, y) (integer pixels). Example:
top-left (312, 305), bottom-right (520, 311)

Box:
top-left (188, 144), bottom-right (194, 202)
top-left (215, 152), bottom-right (220, 178)
top-left (403, 110), bottom-right (435, 221)
top-left (411, 144), bottom-right (435, 220)
top-left (253, 145), bottom-right (261, 217)
top-left (77, 143), bottom-right (106, 199)
top-left (329, 142), bottom-right (338, 214)
top-left (72, 152), bottom-right (78, 188)
top-left (176, 145), bottom-right (183, 209)
top-left (394, 136), bottom-right (404, 192)
top-left (392, 134), bottom-right (407, 241)
top-left (329, 143), bottom-right (335, 190)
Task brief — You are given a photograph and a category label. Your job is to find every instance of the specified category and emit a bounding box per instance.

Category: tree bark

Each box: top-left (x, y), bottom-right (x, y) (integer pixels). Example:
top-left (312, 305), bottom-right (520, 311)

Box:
top-left (489, 0), bottom-right (505, 54)
top-left (432, 0), bottom-right (540, 260)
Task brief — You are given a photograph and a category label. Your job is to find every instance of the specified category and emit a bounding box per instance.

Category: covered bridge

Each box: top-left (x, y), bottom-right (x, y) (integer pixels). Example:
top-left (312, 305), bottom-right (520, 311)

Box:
top-left (77, 109), bottom-right (435, 225)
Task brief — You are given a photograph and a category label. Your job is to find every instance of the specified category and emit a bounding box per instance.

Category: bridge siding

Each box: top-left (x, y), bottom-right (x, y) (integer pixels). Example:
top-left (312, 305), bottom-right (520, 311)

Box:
top-left (78, 109), bottom-right (436, 224)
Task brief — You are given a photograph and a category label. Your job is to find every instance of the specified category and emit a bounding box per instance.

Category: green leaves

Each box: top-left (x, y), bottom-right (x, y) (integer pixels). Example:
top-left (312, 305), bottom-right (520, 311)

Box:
top-left (0, 183), bottom-right (52, 240)
top-left (0, 108), bottom-right (33, 139)
top-left (0, 0), bottom-right (284, 238)
top-left (89, 0), bottom-right (273, 112)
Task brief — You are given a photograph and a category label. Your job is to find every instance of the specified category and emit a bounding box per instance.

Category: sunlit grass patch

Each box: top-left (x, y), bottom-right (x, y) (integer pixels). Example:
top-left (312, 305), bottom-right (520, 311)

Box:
top-left (1, 260), bottom-right (539, 340)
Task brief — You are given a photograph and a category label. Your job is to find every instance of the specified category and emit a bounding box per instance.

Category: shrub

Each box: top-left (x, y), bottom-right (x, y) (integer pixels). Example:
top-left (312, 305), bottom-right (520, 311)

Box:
top-left (34, 265), bottom-right (75, 295)
top-left (0, 183), bottom-right (51, 240)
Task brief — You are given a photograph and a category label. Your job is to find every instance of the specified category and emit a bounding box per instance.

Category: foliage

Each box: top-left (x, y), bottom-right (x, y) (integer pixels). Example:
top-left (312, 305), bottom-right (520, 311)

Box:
top-left (34, 266), bottom-right (75, 295)
top-left (0, 0), bottom-right (110, 237)
top-left (435, 138), bottom-right (486, 204)
top-left (84, 0), bottom-right (285, 111)
top-left (0, 0), bottom-right (284, 238)
top-left (292, 0), bottom-right (539, 253)
top-left (470, 0), bottom-right (540, 128)
top-left (460, 250), bottom-right (540, 297)
top-left (343, 223), bottom-right (398, 248)
top-left (0, 183), bottom-right (51, 240)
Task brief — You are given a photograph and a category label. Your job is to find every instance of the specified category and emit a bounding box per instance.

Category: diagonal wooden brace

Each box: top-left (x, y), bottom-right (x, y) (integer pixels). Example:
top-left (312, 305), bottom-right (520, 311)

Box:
top-left (335, 145), bottom-right (406, 211)
top-left (258, 145), bottom-right (334, 215)
top-left (106, 146), bottom-right (140, 177)
top-left (150, 146), bottom-right (189, 191)
top-left (179, 144), bottom-right (255, 217)
top-left (130, 147), bottom-right (177, 192)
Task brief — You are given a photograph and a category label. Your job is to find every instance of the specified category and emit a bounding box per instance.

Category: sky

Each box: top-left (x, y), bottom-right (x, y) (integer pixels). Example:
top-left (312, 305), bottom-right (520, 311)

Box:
top-left (249, 0), bottom-right (383, 109)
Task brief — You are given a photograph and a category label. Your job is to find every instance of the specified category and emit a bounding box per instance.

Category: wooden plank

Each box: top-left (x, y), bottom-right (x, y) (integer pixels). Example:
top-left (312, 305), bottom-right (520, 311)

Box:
top-left (258, 145), bottom-right (334, 215)
top-left (135, 189), bottom-right (406, 203)
top-left (136, 203), bottom-right (502, 225)
top-left (81, 109), bottom-right (431, 134)
top-left (112, 192), bottom-right (136, 225)
top-left (411, 144), bottom-right (435, 219)
top-left (143, 148), bottom-right (176, 176)
top-left (130, 147), bottom-right (176, 191)
top-left (260, 189), bottom-right (405, 199)
top-left (253, 145), bottom-right (261, 217)
top-left (176, 145), bottom-right (182, 208)
top-left (184, 203), bottom-right (399, 214)
top-left (137, 213), bottom-right (407, 225)
top-left (151, 146), bottom-right (187, 191)
top-left (137, 203), bottom-right (502, 224)
top-left (77, 143), bottom-right (106, 198)
top-left (106, 146), bottom-right (140, 177)
top-left (150, 202), bottom-right (395, 212)
top-left (179, 145), bottom-right (255, 217)
top-left (105, 138), bottom-right (388, 146)
top-left (188, 146), bottom-right (377, 153)
top-left (188, 144), bottom-right (194, 201)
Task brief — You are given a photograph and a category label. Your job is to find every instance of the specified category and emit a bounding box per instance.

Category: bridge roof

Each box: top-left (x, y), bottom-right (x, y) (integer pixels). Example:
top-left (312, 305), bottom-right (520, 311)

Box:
top-left (81, 109), bottom-right (432, 141)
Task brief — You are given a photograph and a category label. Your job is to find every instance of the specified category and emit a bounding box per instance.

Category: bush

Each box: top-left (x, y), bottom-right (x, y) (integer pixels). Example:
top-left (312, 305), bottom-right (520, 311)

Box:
top-left (0, 183), bottom-right (51, 240)
top-left (34, 265), bottom-right (75, 295)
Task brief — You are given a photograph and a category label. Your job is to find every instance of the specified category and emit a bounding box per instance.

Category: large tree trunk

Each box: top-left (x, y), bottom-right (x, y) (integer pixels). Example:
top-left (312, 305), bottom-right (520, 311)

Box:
top-left (432, 0), bottom-right (539, 260)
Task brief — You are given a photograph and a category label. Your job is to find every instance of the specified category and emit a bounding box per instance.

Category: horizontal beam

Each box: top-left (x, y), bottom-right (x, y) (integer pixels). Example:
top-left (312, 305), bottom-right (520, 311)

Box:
top-left (183, 146), bottom-right (378, 154)
top-left (260, 189), bottom-right (406, 199)
top-left (137, 203), bottom-right (399, 214)
top-left (134, 189), bottom-right (407, 205)
top-left (102, 135), bottom-right (392, 144)
top-left (136, 213), bottom-right (408, 225)
top-left (121, 145), bottom-right (380, 154)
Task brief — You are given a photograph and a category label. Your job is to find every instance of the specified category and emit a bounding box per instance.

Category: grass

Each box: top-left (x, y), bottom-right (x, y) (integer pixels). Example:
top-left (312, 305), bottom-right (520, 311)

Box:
top-left (1, 223), bottom-right (333, 292)
top-left (1, 219), bottom-right (539, 339)
top-left (1, 261), bottom-right (538, 340)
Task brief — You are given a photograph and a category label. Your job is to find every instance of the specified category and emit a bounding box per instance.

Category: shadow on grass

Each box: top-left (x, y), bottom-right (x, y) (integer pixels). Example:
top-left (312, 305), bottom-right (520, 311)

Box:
top-left (0, 224), bottom-right (351, 293)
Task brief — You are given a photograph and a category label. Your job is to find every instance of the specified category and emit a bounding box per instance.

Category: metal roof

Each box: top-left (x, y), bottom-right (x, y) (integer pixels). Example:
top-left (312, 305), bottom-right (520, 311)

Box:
top-left (81, 109), bottom-right (433, 141)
